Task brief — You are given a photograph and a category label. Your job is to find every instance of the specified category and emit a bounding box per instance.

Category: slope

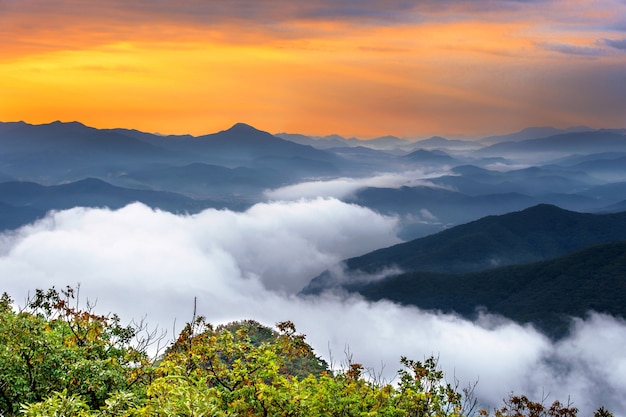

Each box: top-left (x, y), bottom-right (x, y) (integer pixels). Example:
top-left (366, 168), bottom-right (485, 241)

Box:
top-left (0, 178), bottom-right (231, 231)
top-left (303, 204), bottom-right (626, 293)
top-left (356, 240), bottom-right (626, 338)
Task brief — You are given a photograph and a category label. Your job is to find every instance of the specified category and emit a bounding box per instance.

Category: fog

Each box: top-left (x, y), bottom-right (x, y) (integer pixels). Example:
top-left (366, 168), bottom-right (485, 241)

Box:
top-left (1, 201), bottom-right (625, 415)
top-left (264, 169), bottom-right (453, 201)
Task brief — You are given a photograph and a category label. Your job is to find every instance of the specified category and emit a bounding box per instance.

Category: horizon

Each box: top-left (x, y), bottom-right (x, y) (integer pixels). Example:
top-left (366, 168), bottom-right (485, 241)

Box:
top-left (2, 118), bottom-right (623, 142)
top-left (2, 1), bottom-right (626, 138)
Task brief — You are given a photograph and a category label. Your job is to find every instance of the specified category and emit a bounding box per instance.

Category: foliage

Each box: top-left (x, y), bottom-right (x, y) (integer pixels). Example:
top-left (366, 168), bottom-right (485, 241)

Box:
top-left (1, 287), bottom-right (615, 417)
top-left (395, 356), bottom-right (464, 417)
top-left (0, 287), bottom-right (157, 416)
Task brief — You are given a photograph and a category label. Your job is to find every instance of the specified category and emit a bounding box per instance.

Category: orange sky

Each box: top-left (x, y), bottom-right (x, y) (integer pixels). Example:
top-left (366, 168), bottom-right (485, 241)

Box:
top-left (1, 0), bottom-right (625, 138)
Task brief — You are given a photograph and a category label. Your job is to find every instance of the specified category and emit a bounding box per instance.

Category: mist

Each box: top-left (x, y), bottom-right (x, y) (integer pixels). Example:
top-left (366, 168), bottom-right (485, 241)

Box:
top-left (1, 201), bottom-right (625, 415)
top-left (264, 169), bottom-right (453, 201)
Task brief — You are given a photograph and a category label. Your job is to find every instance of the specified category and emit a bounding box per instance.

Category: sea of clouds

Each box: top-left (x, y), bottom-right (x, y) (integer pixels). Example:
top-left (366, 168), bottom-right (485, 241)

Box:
top-left (1, 199), bottom-right (625, 415)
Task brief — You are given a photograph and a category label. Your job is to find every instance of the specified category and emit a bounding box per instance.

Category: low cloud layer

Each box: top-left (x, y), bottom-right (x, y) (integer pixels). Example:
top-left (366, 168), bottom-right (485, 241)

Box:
top-left (1, 202), bottom-right (625, 415)
top-left (264, 170), bottom-right (452, 201)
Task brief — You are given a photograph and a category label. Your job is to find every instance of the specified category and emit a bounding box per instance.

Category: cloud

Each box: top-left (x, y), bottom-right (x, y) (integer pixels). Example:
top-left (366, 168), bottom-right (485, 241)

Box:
top-left (483, 162), bottom-right (532, 172)
top-left (2, 200), bottom-right (400, 295)
top-left (602, 38), bottom-right (626, 50)
top-left (1, 202), bottom-right (626, 414)
top-left (264, 170), bottom-right (453, 201)
top-left (1, 0), bottom-right (420, 27)
top-left (537, 41), bottom-right (607, 57)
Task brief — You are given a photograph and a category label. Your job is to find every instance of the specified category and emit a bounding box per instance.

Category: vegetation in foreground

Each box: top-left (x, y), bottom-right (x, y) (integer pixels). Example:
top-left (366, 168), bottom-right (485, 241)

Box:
top-left (0, 287), bottom-right (614, 417)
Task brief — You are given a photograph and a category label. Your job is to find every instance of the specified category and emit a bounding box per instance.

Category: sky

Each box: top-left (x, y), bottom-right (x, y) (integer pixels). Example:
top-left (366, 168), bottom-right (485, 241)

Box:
top-left (1, 0), bottom-right (626, 138)
top-left (2, 200), bottom-right (626, 414)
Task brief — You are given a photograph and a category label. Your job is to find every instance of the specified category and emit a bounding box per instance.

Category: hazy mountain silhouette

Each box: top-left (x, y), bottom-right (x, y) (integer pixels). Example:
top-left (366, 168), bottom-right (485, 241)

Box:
top-left (274, 133), bottom-right (349, 149)
top-left (414, 136), bottom-right (482, 150)
top-left (603, 200), bottom-right (626, 212)
top-left (430, 165), bottom-right (600, 198)
top-left (189, 123), bottom-right (336, 162)
top-left (118, 162), bottom-right (287, 199)
top-left (0, 121), bottom-right (166, 156)
top-left (276, 132), bottom-right (416, 152)
top-left (346, 185), bottom-right (542, 239)
top-left (0, 121), bottom-right (345, 193)
top-left (0, 178), bottom-right (233, 231)
top-left (476, 131), bottom-right (626, 159)
top-left (403, 149), bottom-right (460, 166)
top-left (0, 121), bottom-right (170, 181)
top-left (0, 201), bottom-right (46, 231)
top-left (480, 126), bottom-right (593, 144)
top-left (2, 120), bottom-right (626, 245)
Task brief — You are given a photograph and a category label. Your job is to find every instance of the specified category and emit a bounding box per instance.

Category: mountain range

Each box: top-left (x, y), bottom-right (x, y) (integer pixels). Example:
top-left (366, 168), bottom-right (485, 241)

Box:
top-left (356, 240), bottom-right (626, 338)
top-left (1, 120), bottom-right (626, 237)
top-left (1, 120), bottom-right (626, 340)
top-left (303, 204), bottom-right (626, 337)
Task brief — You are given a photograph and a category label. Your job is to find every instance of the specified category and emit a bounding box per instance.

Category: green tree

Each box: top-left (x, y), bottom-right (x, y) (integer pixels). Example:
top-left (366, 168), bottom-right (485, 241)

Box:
top-left (5, 287), bottom-right (615, 417)
top-left (0, 287), bottom-right (156, 416)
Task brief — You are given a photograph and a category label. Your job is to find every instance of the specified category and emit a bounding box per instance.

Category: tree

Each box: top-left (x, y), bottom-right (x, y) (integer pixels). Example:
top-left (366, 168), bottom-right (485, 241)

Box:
top-left (5, 286), bottom-right (616, 417)
top-left (0, 287), bottom-right (158, 416)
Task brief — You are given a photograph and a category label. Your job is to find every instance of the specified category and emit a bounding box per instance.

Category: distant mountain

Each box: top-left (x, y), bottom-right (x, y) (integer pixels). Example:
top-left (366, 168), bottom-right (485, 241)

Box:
top-left (403, 149), bottom-right (460, 166)
top-left (476, 131), bottom-right (626, 159)
top-left (414, 136), bottom-right (482, 151)
top-left (546, 152), bottom-right (626, 167)
top-left (576, 182), bottom-right (626, 203)
top-left (322, 147), bottom-right (402, 176)
top-left (0, 121), bottom-right (343, 187)
top-left (0, 120), bottom-right (165, 156)
top-left (276, 132), bottom-right (417, 152)
top-left (358, 135), bottom-right (410, 150)
top-left (302, 204), bottom-right (626, 294)
top-left (430, 164), bottom-right (600, 198)
top-left (355, 240), bottom-right (626, 339)
top-left (345, 184), bottom-right (540, 239)
top-left (480, 126), bottom-right (593, 144)
top-left (274, 133), bottom-right (348, 149)
top-left (566, 156), bottom-right (626, 182)
top-left (0, 121), bottom-right (173, 182)
top-left (180, 123), bottom-right (337, 163)
top-left (0, 178), bottom-right (231, 231)
top-left (118, 163), bottom-right (287, 199)
top-left (0, 201), bottom-right (46, 231)
top-left (3, 120), bottom-right (626, 239)
top-left (602, 199), bottom-right (626, 212)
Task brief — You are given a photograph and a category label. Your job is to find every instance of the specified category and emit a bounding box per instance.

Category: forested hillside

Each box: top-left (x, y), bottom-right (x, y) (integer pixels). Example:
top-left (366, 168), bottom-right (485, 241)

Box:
top-left (0, 287), bottom-right (612, 417)
top-left (355, 241), bottom-right (626, 338)
top-left (304, 205), bottom-right (626, 294)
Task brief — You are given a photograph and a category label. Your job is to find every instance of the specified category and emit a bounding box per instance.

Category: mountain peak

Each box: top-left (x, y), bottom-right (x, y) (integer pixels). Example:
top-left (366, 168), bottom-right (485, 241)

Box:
top-left (48, 120), bottom-right (88, 128)
top-left (226, 122), bottom-right (260, 133)
top-left (201, 122), bottom-right (280, 143)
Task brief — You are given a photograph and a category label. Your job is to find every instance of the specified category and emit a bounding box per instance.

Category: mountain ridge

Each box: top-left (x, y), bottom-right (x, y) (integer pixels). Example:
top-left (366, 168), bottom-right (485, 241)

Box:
top-left (355, 240), bottom-right (626, 338)
top-left (302, 204), bottom-right (626, 294)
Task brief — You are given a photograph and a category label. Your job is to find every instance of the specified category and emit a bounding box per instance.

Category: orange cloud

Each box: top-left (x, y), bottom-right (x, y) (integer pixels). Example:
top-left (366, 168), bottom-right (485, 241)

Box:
top-left (1, 0), bottom-right (625, 137)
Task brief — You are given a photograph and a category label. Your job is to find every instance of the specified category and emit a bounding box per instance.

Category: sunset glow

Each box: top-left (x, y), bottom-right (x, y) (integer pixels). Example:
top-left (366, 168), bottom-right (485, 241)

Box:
top-left (1, 0), bottom-right (625, 137)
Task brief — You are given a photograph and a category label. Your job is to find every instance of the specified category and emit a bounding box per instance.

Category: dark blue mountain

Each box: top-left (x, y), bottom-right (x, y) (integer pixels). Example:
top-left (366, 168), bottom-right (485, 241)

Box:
top-left (355, 240), bottom-right (626, 338)
top-left (303, 204), bottom-right (626, 294)
top-left (0, 178), bottom-right (232, 231)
